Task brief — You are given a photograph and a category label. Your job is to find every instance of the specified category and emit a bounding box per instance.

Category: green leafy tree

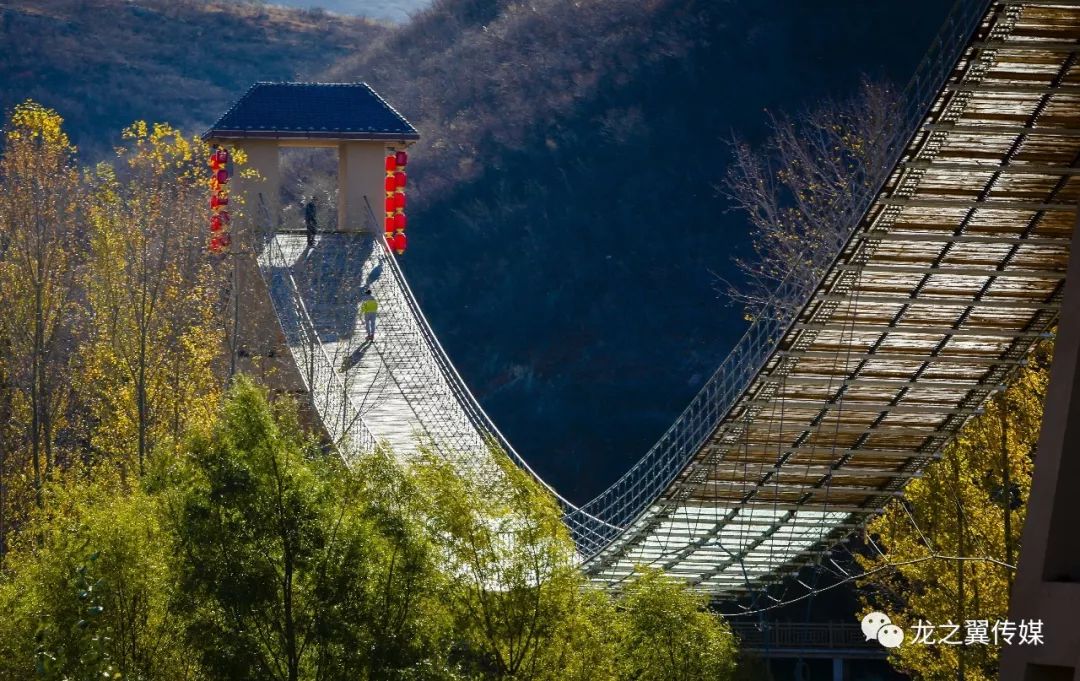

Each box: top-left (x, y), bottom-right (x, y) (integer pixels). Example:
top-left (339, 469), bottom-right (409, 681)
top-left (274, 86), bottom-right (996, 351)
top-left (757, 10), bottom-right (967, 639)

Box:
top-left (614, 568), bottom-right (739, 681)
top-left (556, 585), bottom-right (622, 681)
top-left (170, 376), bottom-right (455, 681)
top-left (857, 342), bottom-right (1051, 680)
top-left (0, 474), bottom-right (196, 681)
top-left (411, 450), bottom-right (620, 680)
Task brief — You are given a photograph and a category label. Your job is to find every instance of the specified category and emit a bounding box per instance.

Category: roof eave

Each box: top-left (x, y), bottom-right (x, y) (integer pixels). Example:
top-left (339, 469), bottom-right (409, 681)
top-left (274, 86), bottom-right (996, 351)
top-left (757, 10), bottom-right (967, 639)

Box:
top-left (202, 129), bottom-right (421, 142)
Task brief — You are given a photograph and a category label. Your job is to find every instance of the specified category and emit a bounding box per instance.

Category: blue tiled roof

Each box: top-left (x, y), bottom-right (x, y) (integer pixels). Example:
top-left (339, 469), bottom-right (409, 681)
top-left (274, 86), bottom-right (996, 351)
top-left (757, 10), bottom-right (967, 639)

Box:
top-left (204, 82), bottom-right (419, 141)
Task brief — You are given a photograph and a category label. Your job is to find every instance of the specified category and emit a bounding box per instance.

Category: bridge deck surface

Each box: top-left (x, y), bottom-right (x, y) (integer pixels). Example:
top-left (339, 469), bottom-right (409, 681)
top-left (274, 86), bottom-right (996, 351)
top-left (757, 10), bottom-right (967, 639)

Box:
top-left (582, 0), bottom-right (1080, 594)
top-left (267, 233), bottom-right (491, 466)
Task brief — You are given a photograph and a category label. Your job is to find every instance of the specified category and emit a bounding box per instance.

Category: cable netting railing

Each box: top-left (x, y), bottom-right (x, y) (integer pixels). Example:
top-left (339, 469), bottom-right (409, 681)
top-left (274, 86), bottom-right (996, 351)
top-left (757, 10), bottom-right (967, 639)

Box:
top-left (257, 205), bottom-right (377, 457)
top-left (360, 241), bottom-right (491, 461)
top-left (359, 200), bottom-right (618, 550)
top-left (571, 0), bottom-right (995, 556)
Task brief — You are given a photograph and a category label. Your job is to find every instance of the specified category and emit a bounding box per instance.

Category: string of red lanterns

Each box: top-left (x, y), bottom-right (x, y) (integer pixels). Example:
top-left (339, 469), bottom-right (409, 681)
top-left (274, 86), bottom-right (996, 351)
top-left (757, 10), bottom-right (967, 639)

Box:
top-left (208, 145), bottom-right (231, 253)
top-left (385, 150), bottom-right (408, 255)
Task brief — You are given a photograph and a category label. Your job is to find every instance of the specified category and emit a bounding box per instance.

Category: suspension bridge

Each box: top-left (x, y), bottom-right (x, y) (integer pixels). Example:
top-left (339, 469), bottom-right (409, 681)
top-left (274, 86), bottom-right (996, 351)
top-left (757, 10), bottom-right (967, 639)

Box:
top-left (206, 0), bottom-right (1080, 607)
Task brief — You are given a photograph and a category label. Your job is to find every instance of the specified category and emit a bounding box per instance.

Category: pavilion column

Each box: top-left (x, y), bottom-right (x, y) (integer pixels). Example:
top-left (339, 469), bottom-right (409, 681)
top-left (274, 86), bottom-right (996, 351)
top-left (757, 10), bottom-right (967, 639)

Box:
top-left (235, 139), bottom-right (281, 233)
top-left (338, 141), bottom-right (385, 233)
top-left (215, 138), bottom-right (302, 394)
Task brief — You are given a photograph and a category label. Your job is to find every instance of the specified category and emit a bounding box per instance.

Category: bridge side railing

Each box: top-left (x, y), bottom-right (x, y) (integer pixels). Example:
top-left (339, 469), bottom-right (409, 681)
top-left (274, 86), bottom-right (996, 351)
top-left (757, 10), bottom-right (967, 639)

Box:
top-left (574, 0), bottom-right (994, 551)
top-left (256, 200), bottom-right (378, 457)
top-left (363, 200), bottom-right (618, 551)
top-left (730, 622), bottom-right (883, 656)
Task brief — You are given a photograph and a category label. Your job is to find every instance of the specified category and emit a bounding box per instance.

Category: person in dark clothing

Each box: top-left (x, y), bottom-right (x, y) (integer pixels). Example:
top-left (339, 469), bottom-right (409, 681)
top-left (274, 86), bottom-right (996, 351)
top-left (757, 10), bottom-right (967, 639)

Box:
top-left (304, 198), bottom-right (317, 247)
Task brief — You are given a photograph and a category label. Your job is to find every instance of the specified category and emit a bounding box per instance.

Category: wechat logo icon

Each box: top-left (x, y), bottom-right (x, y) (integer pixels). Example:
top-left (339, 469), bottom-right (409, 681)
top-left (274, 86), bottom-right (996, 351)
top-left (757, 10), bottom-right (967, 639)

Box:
top-left (861, 611), bottom-right (905, 649)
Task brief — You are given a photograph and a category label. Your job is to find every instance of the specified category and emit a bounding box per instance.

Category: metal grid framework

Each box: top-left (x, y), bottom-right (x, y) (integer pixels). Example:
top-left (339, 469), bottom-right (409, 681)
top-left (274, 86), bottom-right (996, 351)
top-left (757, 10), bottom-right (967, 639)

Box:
top-left (580, 0), bottom-right (1080, 592)
top-left (261, 231), bottom-right (378, 455)
top-left (252, 0), bottom-right (1080, 596)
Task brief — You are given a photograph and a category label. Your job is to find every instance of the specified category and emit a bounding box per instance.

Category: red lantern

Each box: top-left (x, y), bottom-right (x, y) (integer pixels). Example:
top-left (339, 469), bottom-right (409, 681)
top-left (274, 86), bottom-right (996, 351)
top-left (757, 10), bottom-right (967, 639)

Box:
top-left (385, 216), bottom-right (396, 234)
top-left (392, 231), bottom-right (407, 254)
top-left (209, 157), bottom-right (222, 170)
top-left (394, 213), bottom-right (407, 231)
top-left (385, 155), bottom-right (397, 172)
top-left (210, 194), bottom-right (229, 209)
top-left (214, 148), bottom-right (229, 165)
top-left (393, 191), bottom-right (406, 211)
top-left (385, 195), bottom-right (396, 213)
top-left (384, 176), bottom-right (396, 192)
top-left (394, 171), bottom-right (406, 189)
top-left (216, 169), bottom-right (229, 185)
top-left (210, 215), bottom-right (224, 232)
top-left (395, 150), bottom-right (408, 167)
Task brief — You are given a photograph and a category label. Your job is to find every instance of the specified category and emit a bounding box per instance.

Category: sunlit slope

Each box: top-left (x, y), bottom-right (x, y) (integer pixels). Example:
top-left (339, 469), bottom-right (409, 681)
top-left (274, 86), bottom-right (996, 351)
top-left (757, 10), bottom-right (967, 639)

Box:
top-left (0, 0), bottom-right (384, 155)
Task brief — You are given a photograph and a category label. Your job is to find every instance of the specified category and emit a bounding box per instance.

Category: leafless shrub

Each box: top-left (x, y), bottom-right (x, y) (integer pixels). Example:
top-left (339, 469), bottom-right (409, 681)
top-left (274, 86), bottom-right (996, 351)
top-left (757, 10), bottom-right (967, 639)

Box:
top-left (719, 79), bottom-right (899, 320)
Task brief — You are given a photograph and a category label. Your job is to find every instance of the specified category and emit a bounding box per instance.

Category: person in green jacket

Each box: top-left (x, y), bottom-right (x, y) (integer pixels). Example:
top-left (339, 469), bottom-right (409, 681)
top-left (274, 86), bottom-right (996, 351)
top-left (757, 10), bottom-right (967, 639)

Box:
top-left (359, 289), bottom-right (378, 342)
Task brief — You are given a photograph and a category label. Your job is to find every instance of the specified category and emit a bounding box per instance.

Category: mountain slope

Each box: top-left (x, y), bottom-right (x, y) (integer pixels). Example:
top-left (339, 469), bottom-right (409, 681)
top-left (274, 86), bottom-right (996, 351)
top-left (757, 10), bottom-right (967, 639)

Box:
top-left (0, 0), bottom-right (385, 154)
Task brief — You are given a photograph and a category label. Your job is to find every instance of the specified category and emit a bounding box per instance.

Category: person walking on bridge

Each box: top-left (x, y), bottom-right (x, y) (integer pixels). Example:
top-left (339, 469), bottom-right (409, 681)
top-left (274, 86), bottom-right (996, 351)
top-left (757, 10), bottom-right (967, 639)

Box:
top-left (304, 197), bottom-right (318, 248)
top-left (360, 288), bottom-right (378, 342)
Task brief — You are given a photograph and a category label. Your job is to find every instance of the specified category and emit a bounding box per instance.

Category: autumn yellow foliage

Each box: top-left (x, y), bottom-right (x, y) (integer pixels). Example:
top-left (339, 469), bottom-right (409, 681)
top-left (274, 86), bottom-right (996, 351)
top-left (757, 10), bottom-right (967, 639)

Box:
top-left (857, 341), bottom-right (1051, 680)
top-left (0, 101), bottom-right (82, 520)
top-left (0, 102), bottom-right (230, 560)
top-left (76, 121), bottom-right (227, 477)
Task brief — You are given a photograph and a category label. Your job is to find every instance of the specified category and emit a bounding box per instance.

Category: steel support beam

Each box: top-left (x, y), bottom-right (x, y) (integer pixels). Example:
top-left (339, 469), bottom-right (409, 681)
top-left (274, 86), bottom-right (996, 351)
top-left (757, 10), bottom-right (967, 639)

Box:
top-left (857, 230), bottom-right (1073, 244)
top-left (973, 40), bottom-right (1080, 51)
top-left (835, 262), bottom-right (1066, 279)
top-left (812, 292), bottom-right (1059, 310)
top-left (704, 445), bottom-right (940, 460)
top-left (761, 374), bottom-right (997, 390)
top-left (775, 349), bottom-right (1023, 365)
top-left (793, 321), bottom-right (1053, 338)
top-left (740, 399), bottom-right (977, 415)
top-left (901, 160), bottom-right (1080, 175)
top-left (944, 83), bottom-right (1080, 94)
top-left (924, 123), bottom-right (1080, 137)
top-left (880, 197), bottom-right (1077, 211)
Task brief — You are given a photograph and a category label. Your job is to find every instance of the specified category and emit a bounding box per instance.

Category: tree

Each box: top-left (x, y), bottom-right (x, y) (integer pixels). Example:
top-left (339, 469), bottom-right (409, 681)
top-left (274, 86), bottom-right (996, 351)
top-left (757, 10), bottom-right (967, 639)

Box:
top-left (78, 121), bottom-right (226, 478)
top-left (615, 568), bottom-right (739, 681)
top-left (0, 472), bottom-right (196, 680)
top-left (170, 377), bottom-right (455, 681)
top-left (720, 80), bottom-right (898, 318)
top-left (856, 341), bottom-right (1051, 680)
top-left (0, 101), bottom-right (84, 510)
top-left (411, 449), bottom-right (620, 680)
